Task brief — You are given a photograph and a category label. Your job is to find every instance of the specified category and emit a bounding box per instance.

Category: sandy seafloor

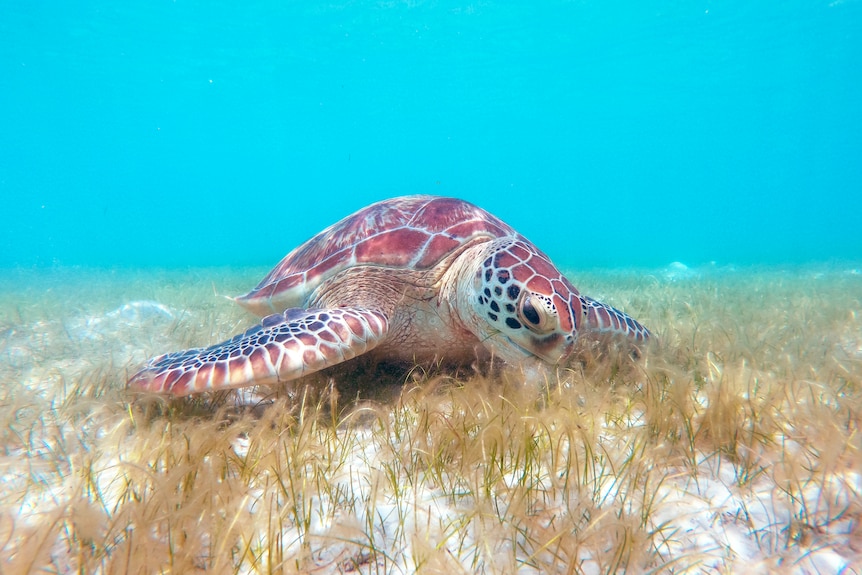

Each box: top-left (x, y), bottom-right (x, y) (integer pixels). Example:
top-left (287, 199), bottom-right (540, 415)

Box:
top-left (0, 263), bottom-right (860, 574)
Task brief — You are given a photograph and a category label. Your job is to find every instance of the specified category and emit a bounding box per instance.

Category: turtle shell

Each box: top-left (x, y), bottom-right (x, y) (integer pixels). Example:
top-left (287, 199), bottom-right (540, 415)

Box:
top-left (236, 195), bottom-right (523, 316)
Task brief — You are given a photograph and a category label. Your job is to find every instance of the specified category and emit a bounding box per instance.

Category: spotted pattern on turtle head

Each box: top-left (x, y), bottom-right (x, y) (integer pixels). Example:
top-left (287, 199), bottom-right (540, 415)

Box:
top-left (472, 238), bottom-right (582, 364)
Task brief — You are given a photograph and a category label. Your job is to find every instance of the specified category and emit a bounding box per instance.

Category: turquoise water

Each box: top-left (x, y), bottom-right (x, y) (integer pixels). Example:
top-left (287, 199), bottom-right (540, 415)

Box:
top-left (1, 1), bottom-right (860, 270)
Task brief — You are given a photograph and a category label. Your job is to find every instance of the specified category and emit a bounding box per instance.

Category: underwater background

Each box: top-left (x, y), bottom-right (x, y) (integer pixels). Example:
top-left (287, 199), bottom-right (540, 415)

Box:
top-left (3, 3), bottom-right (862, 571)
top-left (1, 0), bottom-right (860, 270)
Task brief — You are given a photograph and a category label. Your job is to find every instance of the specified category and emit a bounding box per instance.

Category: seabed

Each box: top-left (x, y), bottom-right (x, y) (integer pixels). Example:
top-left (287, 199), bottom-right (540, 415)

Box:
top-left (0, 264), bottom-right (860, 574)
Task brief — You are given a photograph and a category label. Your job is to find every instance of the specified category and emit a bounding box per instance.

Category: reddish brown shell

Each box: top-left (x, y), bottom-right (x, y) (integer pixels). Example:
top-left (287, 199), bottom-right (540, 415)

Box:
top-left (236, 195), bottom-right (523, 316)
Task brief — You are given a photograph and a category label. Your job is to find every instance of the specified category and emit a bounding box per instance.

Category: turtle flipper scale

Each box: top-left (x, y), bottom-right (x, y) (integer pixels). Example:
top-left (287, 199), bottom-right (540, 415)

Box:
top-left (581, 296), bottom-right (651, 343)
top-left (128, 307), bottom-right (389, 396)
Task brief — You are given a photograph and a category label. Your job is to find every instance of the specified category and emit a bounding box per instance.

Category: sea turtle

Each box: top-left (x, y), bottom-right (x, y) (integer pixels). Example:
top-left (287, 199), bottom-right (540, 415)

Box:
top-left (129, 195), bottom-right (650, 396)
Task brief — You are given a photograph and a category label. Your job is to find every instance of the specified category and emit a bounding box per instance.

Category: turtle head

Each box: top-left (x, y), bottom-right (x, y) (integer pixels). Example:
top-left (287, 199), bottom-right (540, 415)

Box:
top-left (464, 238), bottom-right (581, 365)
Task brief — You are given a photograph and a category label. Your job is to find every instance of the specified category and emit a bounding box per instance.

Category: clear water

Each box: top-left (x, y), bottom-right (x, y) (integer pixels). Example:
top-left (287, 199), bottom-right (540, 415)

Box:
top-left (2, 0), bottom-right (860, 270)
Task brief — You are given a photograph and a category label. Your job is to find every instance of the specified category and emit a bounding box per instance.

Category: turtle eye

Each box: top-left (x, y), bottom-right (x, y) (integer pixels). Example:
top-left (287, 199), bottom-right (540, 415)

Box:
top-left (519, 295), bottom-right (553, 333)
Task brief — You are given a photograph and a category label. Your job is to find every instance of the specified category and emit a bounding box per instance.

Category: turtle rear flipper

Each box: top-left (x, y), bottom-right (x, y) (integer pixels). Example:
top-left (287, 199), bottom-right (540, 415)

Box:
top-left (128, 307), bottom-right (389, 396)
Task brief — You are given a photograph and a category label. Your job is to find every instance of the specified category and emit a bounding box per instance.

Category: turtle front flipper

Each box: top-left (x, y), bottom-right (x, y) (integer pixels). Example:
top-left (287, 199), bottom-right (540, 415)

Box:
top-left (128, 307), bottom-right (389, 396)
top-left (581, 296), bottom-right (650, 342)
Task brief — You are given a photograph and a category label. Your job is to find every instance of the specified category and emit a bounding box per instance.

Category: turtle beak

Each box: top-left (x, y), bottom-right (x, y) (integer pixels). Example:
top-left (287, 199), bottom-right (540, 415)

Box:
top-left (503, 332), bottom-right (574, 366)
top-left (533, 333), bottom-right (576, 365)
